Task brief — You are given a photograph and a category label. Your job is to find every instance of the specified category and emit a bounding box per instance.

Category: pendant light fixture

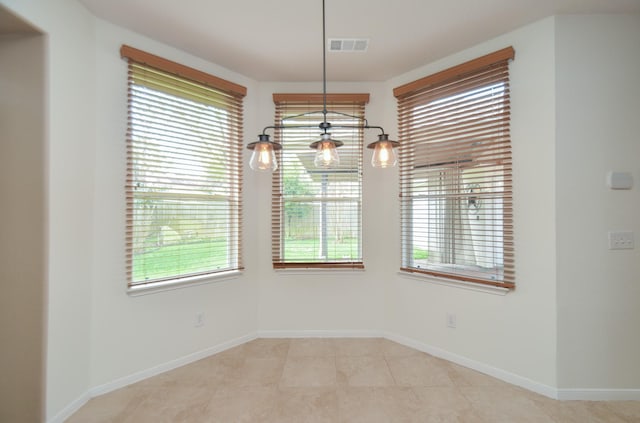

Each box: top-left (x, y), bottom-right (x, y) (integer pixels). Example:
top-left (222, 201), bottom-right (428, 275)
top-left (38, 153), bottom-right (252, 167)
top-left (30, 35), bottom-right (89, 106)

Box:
top-left (246, 0), bottom-right (399, 171)
top-left (368, 134), bottom-right (399, 168)
top-left (248, 134), bottom-right (282, 172)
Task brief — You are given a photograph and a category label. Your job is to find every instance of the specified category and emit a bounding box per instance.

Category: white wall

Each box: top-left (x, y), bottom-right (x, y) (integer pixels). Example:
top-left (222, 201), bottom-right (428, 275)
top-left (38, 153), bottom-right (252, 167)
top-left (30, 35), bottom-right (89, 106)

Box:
top-left (0, 1), bottom-right (262, 420)
top-left (555, 14), bottom-right (640, 392)
top-left (0, 30), bottom-right (46, 422)
top-left (253, 81), bottom-right (392, 335)
top-left (2, 0), bottom-right (639, 419)
top-left (88, 18), bottom-right (260, 389)
top-left (385, 17), bottom-right (559, 391)
top-left (0, 0), bottom-right (97, 419)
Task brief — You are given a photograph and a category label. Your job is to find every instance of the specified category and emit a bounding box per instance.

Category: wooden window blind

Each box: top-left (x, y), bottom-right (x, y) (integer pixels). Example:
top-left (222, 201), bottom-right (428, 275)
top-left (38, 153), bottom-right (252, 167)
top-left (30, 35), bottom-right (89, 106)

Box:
top-left (271, 93), bottom-right (368, 269)
top-left (121, 45), bottom-right (246, 289)
top-left (394, 47), bottom-right (515, 288)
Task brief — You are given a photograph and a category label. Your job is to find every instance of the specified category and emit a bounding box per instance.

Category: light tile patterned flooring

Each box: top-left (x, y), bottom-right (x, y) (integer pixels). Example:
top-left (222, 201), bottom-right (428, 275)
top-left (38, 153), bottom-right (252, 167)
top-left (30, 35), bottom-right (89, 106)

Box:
top-left (67, 338), bottom-right (640, 422)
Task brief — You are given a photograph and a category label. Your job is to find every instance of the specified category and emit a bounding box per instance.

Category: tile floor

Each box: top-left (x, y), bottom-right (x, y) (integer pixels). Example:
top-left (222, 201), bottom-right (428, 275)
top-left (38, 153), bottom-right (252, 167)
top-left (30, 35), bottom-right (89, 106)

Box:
top-left (66, 338), bottom-right (640, 422)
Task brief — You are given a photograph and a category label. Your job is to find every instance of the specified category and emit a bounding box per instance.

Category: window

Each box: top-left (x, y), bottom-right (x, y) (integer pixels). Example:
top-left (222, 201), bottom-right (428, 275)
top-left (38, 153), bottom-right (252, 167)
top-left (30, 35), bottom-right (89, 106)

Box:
top-left (271, 94), bottom-right (367, 269)
top-left (394, 47), bottom-right (515, 288)
top-left (121, 45), bottom-right (246, 289)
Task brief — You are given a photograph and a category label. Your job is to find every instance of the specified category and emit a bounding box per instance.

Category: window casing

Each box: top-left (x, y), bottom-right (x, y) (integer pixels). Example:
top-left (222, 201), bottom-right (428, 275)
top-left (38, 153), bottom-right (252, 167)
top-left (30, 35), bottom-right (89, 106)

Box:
top-left (121, 45), bottom-right (246, 289)
top-left (271, 94), bottom-right (367, 269)
top-left (394, 47), bottom-right (515, 288)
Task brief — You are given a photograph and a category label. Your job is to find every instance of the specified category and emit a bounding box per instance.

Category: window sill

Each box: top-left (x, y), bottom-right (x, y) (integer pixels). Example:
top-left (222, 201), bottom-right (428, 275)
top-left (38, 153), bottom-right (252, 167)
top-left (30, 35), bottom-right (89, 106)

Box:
top-left (275, 267), bottom-right (366, 276)
top-left (127, 270), bottom-right (242, 297)
top-left (397, 271), bottom-right (509, 296)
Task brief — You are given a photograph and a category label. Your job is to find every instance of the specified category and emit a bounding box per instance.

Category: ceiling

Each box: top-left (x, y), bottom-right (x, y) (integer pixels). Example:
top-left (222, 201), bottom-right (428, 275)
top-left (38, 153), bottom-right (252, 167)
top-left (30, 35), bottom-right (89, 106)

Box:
top-left (79, 0), bottom-right (640, 82)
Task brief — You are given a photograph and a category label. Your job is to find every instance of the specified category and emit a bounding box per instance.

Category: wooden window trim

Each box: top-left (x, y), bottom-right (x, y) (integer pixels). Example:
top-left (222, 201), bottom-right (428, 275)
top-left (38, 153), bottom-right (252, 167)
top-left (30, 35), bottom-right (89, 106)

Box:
top-left (273, 93), bottom-right (370, 104)
top-left (393, 47), bottom-right (514, 99)
top-left (120, 44), bottom-right (247, 98)
top-left (401, 267), bottom-right (515, 290)
top-left (274, 262), bottom-right (365, 270)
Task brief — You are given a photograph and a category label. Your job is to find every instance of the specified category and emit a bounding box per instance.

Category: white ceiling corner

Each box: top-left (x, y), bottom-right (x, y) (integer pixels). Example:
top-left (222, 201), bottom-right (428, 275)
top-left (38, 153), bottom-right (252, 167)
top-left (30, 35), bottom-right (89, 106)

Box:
top-left (79, 0), bottom-right (640, 82)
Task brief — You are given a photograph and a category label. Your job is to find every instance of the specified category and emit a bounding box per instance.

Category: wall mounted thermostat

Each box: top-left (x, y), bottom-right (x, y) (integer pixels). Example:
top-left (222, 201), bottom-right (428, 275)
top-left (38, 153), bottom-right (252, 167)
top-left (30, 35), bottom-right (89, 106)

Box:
top-left (606, 171), bottom-right (633, 190)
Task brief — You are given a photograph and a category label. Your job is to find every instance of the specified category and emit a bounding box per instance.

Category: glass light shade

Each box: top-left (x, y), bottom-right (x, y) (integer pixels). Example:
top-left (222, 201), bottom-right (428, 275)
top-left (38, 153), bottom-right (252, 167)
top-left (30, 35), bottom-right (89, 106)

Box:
top-left (371, 140), bottom-right (398, 168)
top-left (249, 142), bottom-right (278, 172)
top-left (314, 140), bottom-right (340, 168)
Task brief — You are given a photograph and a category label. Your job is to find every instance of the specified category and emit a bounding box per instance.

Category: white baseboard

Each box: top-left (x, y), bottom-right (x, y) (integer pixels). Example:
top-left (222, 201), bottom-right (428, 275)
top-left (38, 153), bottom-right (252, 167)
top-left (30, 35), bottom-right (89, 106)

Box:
top-left (47, 392), bottom-right (91, 423)
top-left (89, 332), bottom-right (257, 398)
top-left (47, 332), bottom-right (257, 423)
top-left (258, 329), bottom-right (383, 338)
top-left (50, 330), bottom-right (640, 421)
top-left (557, 389), bottom-right (640, 401)
top-left (384, 332), bottom-right (640, 401)
top-left (383, 331), bottom-right (559, 399)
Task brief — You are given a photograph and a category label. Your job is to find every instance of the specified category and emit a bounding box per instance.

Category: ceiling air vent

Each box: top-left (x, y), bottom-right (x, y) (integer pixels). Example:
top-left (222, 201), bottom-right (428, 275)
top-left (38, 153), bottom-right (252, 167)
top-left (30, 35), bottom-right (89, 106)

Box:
top-left (328, 38), bottom-right (369, 52)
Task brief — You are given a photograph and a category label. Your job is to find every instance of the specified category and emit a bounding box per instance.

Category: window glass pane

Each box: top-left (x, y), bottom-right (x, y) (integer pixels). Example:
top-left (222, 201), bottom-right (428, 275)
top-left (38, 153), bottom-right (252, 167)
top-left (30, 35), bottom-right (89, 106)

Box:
top-left (397, 54), bottom-right (513, 287)
top-left (408, 166), bottom-right (505, 281)
top-left (273, 99), bottom-right (364, 267)
top-left (126, 59), bottom-right (243, 287)
top-left (132, 197), bottom-right (232, 281)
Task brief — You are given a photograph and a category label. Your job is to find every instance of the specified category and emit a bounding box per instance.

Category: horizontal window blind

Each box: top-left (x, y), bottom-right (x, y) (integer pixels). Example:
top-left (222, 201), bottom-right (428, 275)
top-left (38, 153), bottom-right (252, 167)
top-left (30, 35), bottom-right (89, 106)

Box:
top-left (395, 48), bottom-right (515, 288)
top-left (121, 46), bottom-right (245, 288)
top-left (272, 94), bottom-right (367, 269)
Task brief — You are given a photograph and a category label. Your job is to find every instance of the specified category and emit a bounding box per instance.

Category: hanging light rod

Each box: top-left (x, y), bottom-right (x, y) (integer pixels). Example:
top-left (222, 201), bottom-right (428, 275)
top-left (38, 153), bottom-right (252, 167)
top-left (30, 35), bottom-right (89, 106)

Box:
top-left (247, 0), bottom-right (399, 172)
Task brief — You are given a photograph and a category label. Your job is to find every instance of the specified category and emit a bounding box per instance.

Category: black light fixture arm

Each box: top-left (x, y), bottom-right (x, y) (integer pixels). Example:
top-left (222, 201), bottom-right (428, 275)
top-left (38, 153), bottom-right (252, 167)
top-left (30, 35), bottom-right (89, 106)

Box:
top-left (257, 108), bottom-right (388, 137)
top-left (258, 122), bottom-right (388, 137)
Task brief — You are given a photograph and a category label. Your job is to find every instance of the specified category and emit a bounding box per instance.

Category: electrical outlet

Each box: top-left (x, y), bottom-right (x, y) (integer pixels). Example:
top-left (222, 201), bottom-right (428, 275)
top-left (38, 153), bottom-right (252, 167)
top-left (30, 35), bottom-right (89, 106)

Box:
top-left (608, 231), bottom-right (634, 250)
top-left (195, 312), bottom-right (204, 327)
top-left (446, 313), bottom-right (457, 329)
